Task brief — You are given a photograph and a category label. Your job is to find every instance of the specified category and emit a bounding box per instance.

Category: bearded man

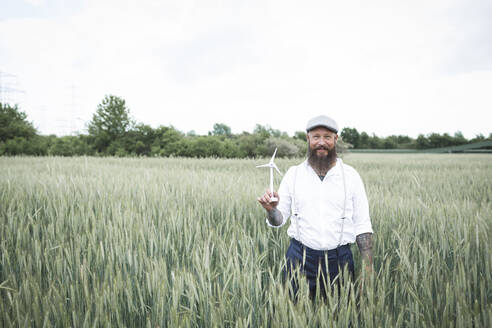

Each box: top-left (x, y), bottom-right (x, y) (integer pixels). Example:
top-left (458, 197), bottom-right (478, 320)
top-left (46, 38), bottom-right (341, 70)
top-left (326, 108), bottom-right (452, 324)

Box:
top-left (257, 115), bottom-right (374, 300)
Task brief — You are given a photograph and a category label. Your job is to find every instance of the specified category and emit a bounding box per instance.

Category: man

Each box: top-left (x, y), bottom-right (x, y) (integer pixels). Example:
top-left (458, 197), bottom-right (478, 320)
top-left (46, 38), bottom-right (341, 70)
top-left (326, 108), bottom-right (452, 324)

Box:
top-left (257, 115), bottom-right (373, 300)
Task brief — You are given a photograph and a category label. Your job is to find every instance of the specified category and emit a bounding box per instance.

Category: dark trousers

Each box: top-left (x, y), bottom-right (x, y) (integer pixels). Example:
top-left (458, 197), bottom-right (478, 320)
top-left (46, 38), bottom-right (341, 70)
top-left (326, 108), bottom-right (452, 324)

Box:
top-left (282, 238), bottom-right (354, 300)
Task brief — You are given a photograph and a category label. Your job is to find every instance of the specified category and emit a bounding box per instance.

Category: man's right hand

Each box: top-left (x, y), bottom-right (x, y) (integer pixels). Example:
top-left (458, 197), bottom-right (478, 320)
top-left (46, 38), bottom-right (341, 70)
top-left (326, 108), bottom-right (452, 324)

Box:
top-left (257, 190), bottom-right (279, 212)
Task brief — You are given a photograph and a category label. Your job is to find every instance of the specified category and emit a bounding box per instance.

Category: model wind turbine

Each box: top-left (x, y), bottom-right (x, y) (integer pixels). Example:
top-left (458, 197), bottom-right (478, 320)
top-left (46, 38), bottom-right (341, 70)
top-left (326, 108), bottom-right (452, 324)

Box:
top-left (256, 148), bottom-right (283, 202)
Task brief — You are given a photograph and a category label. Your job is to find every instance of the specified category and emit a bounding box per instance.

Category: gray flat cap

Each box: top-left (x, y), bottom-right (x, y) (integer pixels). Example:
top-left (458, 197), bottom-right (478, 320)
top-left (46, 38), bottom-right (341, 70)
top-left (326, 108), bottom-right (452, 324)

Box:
top-left (306, 115), bottom-right (338, 133)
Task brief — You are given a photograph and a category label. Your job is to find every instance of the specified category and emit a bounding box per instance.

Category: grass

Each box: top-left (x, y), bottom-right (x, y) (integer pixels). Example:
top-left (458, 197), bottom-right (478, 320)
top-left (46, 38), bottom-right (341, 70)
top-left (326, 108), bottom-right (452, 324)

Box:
top-left (0, 154), bottom-right (491, 327)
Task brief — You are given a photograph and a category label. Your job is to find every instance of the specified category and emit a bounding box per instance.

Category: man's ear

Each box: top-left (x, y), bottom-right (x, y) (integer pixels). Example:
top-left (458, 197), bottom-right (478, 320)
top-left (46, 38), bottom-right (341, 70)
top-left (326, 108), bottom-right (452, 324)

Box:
top-left (335, 134), bottom-right (339, 143)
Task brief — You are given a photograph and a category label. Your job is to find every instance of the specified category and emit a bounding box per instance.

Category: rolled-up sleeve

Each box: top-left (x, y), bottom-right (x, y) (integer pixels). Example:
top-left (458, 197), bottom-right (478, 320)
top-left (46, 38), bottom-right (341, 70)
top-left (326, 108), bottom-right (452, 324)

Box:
top-left (265, 166), bottom-right (294, 228)
top-left (351, 171), bottom-right (373, 235)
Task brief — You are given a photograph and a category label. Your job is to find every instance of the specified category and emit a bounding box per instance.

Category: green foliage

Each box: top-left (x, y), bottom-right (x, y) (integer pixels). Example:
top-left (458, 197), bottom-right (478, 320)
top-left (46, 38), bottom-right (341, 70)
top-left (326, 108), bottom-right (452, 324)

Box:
top-left (335, 138), bottom-right (352, 154)
top-left (0, 103), bottom-right (36, 142)
top-left (1, 100), bottom-right (490, 157)
top-left (48, 137), bottom-right (73, 156)
top-left (169, 136), bottom-right (234, 158)
top-left (293, 131), bottom-right (306, 141)
top-left (340, 127), bottom-right (482, 150)
top-left (264, 137), bottom-right (302, 158)
top-left (254, 124), bottom-right (285, 139)
top-left (383, 136), bottom-right (398, 149)
top-left (237, 133), bottom-right (263, 157)
top-left (0, 135), bottom-right (49, 156)
top-left (453, 131), bottom-right (467, 145)
top-left (428, 133), bottom-right (453, 148)
top-left (210, 123), bottom-right (232, 137)
top-left (87, 95), bottom-right (134, 153)
top-left (359, 132), bottom-right (369, 148)
top-left (220, 138), bottom-right (242, 158)
top-left (148, 125), bottom-right (184, 156)
top-left (368, 133), bottom-right (383, 149)
top-left (341, 127), bottom-right (360, 148)
top-left (470, 133), bottom-right (485, 143)
top-left (0, 137), bottom-right (30, 155)
top-left (416, 134), bottom-right (430, 150)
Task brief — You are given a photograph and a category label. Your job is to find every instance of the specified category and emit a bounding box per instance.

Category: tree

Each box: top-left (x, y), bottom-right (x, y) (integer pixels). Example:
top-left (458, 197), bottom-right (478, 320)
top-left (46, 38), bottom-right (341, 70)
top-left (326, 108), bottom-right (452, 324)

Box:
top-left (416, 134), bottom-right (430, 149)
top-left (368, 133), bottom-right (383, 149)
top-left (265, 137), bottom-right (300, 158)
top-left (340, 127), bottom-right (360, 148)
top-left (88, 95), bottom-right (134, 153)
top-left (359, 132), bottom-right (369, 148)
top-left (382, 137), bottom-right (397, 149)
top-left (293, 131), bottom-right (307, 141)
top-left (123, 123), bottom-right (155, 156)
top-left (237, 133), bottom-right (262, 157)
top-left (453, 131), bottom-right (467, 145)
top-left (253, 124), bottom-right (283, 139)
top-left (153, 126), bottom-right (184, 156)
top-left (470, 133), bottom-right (485, 143)
top-left (220, 138), bottom-right (241, 158)
top-left (48, 136), bottom-right (74, 156)
top-left (211, 123), bottom-right (232, 137)
top-left (395, 135), bottom-right (412, 148)
top-left (428, 133), bottom-right (453, 148)
top-left (0, 103), bottom-right (37, 142)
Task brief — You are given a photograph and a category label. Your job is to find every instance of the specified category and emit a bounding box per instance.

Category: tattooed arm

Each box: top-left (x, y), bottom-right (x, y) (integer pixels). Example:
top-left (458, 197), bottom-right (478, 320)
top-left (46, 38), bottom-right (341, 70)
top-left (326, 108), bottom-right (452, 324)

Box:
top-left (356, 232), bottom-right (373, 271)
top-left (267, 208), bottom-right (284, 226)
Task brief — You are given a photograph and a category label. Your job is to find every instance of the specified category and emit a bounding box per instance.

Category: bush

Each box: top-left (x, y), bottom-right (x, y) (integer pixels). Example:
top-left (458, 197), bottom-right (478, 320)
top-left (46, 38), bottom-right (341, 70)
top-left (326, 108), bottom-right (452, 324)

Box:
top-left (264, 137), bottom-right (300, 158)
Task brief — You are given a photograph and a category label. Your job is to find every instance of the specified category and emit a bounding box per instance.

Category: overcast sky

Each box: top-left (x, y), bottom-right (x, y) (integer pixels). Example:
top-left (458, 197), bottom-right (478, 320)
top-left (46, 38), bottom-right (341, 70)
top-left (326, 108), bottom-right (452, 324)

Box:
top-left (1, 0), bottom-right (491, 138)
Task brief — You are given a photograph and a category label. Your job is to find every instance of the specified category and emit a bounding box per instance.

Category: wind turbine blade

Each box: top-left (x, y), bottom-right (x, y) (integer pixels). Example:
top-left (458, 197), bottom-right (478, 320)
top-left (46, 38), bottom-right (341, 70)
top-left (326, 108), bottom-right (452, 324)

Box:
top-left (256, 164), bottom-right (270, 168)
top-left (273, 163), bottom-right (282, 176)
top-left (270, 148), bottom-right (278, 162)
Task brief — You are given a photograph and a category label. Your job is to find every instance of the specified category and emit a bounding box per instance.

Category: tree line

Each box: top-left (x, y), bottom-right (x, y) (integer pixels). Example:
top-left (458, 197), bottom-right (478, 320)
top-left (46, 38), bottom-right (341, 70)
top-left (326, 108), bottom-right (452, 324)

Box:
top-left (340, 127), bottom-right (490, 150)
top-left (1, 96), bottom-right (490, 157)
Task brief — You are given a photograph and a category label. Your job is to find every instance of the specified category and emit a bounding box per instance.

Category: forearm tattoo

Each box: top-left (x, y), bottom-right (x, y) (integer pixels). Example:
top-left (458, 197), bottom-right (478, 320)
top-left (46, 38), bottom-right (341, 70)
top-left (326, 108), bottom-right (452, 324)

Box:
top-left (356, 233), bottom-right (373, 264)
top-left (267, 208), bottom-right (284, 226)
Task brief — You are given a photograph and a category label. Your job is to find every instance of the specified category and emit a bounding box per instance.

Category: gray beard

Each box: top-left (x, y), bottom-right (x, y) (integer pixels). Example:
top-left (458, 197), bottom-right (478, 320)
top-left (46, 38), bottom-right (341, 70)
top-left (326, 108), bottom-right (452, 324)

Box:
top-left (307, 145), bottom-right (337, 174)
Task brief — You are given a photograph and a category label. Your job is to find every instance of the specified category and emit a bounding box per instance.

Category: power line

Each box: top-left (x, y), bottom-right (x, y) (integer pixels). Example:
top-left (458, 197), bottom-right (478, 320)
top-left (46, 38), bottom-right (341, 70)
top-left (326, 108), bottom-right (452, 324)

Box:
top-left (0, 71), bottom-right (25, 105)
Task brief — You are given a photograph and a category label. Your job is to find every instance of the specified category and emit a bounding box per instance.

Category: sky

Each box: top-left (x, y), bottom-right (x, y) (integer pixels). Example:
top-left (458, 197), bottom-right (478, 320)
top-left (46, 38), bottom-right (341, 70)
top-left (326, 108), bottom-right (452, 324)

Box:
top-left (0, 0), bottom-right (491, 138)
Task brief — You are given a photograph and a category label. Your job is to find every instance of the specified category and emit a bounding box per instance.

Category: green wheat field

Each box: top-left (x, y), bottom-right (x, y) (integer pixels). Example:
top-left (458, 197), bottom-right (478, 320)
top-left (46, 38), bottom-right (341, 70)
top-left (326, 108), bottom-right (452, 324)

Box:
top-left (1, 154), bottom-right (491, 327)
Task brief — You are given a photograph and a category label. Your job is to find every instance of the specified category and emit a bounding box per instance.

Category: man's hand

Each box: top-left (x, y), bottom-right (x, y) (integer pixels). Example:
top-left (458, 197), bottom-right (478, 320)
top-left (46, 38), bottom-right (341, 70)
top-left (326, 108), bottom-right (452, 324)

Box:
top-left (257, 190), bottom-right (279, 212)
top-left (257, 190), bottom-right (283, 226)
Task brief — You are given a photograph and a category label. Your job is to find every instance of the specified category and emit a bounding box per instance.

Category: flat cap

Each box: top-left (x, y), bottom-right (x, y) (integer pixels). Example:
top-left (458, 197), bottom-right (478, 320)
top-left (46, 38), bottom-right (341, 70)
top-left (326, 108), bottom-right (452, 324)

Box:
top-left (306, 115), bottom-right (338, 133)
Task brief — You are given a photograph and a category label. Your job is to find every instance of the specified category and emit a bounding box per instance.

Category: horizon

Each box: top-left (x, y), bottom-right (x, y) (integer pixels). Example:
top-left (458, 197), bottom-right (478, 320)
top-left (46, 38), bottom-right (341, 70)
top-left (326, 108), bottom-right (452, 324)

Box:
top-left (7, 99), bottom-right (489, 139)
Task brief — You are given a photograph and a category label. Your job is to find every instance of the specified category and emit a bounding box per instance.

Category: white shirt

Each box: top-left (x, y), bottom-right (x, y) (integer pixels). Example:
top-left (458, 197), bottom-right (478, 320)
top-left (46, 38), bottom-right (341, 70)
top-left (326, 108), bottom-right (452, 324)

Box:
top-left (267, 158), bottom-right (373, 250)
